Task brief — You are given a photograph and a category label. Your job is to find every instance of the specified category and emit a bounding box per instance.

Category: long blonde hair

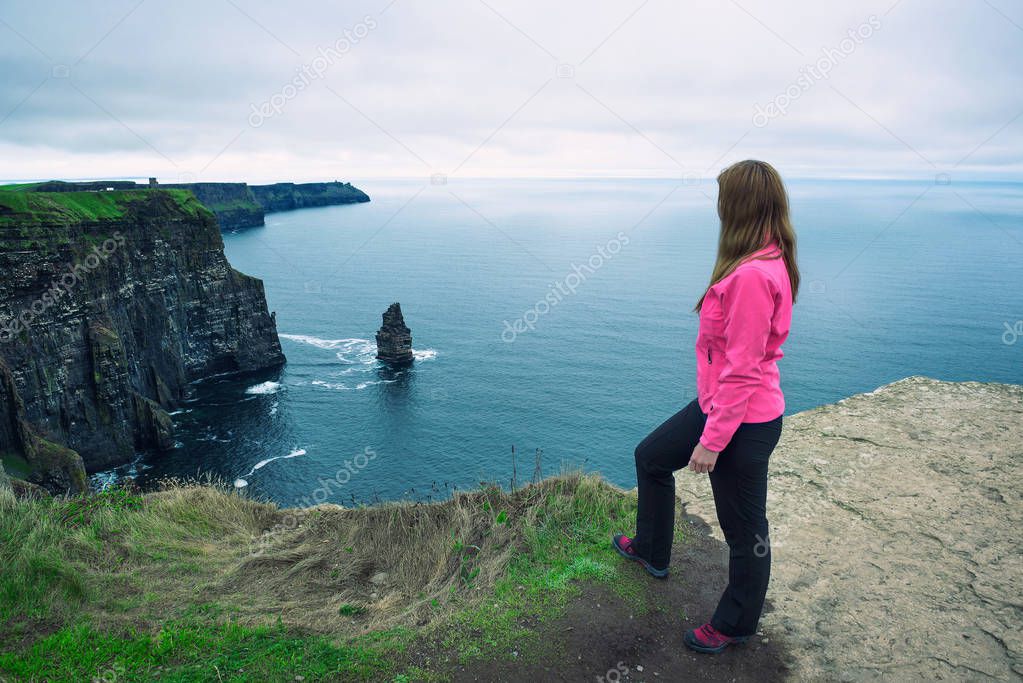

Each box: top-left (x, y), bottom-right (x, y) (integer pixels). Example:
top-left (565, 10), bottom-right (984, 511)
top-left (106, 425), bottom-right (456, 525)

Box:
top-left (695, 160), bottom-right (799, 311)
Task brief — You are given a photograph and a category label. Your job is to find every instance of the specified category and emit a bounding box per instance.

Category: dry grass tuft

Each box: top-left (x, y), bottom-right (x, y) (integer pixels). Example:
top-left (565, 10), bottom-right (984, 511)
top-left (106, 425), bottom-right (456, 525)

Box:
top-left (1, 471), bottom-right (640, 680)
top-left (2, 472), bottom-right (624, 640)
top-left (217, 478), bottom-right (581, 633)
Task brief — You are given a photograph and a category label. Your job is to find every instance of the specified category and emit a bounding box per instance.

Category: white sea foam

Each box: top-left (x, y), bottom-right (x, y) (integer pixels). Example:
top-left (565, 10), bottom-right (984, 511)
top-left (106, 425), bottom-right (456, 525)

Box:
top-left (312, 378), bottom-right (399, 391)
top-left (336, 348), bottom-right (377, 365)
top-left (280, 334), bottom-right (367, 351)
top-left (234, 447), bottom-right (307, 488)
top-left (312, 380), bottom-right (351, 390)
top-left (355, 380), bottom-right (397, 389)
top-left (245, 381), bottom-right (281, 395)
top-left (281, 332), bottom-right (437, 366)
top-left (284, 332), bottom-right (437, 392)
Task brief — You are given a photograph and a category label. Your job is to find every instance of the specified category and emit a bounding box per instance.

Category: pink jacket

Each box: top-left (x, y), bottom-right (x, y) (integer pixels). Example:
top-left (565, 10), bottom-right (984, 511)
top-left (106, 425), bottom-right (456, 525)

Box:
top-left (695, 241), bottom-right (792, 452)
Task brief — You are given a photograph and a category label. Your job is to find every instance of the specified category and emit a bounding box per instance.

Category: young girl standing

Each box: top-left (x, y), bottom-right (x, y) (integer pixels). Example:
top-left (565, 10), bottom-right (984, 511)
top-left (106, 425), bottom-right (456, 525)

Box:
top-left (613, 159), bottom-right (799, 654)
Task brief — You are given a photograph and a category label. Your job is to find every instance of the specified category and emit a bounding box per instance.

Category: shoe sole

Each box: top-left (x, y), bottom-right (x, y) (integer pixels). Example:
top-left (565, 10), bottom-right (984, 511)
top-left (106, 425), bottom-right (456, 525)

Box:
top-left (611, 535), bottom-right (669, 579)
top-left (683, 630), bottom-right (749, 654)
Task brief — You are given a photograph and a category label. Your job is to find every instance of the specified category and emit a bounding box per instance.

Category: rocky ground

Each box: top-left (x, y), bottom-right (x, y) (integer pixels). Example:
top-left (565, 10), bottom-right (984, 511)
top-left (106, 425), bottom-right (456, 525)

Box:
top-left (676, 376), bottom-right (1023, 681)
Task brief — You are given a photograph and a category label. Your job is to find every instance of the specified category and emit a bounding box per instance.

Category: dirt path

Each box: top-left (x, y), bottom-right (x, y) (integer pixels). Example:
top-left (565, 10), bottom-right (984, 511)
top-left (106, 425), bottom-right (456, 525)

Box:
top-left (453, 517), bottom-right (792, 682)
top-left (676, 377), bottom-right (1023, 681)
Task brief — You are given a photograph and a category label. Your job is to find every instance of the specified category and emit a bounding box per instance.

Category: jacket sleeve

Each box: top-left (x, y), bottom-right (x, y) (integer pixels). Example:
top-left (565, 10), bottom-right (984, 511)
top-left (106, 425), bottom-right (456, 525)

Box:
top-left (699, 267), bottom-right (777, 453)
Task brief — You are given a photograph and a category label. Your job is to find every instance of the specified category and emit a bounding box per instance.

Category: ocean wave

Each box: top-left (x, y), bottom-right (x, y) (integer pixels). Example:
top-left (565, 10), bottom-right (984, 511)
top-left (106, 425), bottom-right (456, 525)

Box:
top-left (312, 380), bottom-right (351, 391)
top-left (356, 379), bottom-right (397, 389)
top-left (281, 332), bottom-right (438, 366)
top-left (280, 334), bottom-right (370, 351)
top-left (312, 379), bottom-right (399, 391)
top-left (245, 381), bottom-right (281, 395)
top-left (234, 447), bottom-right (307, 488)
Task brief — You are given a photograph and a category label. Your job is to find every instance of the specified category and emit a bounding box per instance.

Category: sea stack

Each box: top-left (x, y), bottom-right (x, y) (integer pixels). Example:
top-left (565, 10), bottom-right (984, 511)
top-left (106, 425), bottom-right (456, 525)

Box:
top-left (375, 303), bottom-right (414, 366)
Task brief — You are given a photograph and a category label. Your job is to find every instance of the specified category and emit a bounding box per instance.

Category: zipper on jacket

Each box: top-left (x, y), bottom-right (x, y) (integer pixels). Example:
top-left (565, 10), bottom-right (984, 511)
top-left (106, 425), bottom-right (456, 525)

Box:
top-left (707, 348), bottom-right (712, 365)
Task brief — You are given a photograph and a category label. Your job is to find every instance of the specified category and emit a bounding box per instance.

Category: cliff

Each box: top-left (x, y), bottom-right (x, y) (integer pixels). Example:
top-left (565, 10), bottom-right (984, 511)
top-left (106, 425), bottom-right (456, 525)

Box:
top-left (250, 181), bottom-right (370, 213)
top-left (167, 181), bottom-right (370, 229)
top-left (159, 182), bottom-right (263, 231)
top-left (2, 179), bottom-right (372, 231)
top-left (0, 188), bottom-right (285, 493)
top-left (1, 180), bottom-right (266, 232)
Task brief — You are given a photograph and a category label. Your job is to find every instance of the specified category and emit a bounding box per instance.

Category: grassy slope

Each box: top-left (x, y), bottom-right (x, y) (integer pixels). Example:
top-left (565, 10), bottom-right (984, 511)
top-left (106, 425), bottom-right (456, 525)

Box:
top-left (0, 474), bottom-right (653, 682)
top-left (0, 182), bottom-right (251, 219)
top-left (0, 188), bottom-right (211, 227)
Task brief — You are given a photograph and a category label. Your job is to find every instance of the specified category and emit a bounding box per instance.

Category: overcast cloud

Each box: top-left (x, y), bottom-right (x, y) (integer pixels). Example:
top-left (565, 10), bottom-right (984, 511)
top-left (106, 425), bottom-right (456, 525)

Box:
top-left (1, 0), bottom-right (1021, 182)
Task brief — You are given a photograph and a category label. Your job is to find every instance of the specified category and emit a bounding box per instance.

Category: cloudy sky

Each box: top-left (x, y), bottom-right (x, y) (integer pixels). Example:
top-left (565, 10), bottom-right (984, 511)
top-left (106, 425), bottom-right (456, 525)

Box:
top-left (1, 0), bottom-right (1021, 183)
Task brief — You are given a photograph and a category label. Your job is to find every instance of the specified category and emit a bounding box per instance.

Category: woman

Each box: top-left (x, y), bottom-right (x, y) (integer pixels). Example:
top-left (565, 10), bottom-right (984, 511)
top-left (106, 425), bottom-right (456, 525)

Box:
top-left (612, 159), bottom-right (798, 654)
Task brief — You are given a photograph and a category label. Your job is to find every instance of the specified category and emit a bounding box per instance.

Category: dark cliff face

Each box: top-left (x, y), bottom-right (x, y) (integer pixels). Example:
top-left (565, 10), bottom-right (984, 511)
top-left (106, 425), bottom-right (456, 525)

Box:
top-left (169, 181), bottom-right (371, 228)
top-left (0, 189), bottom-right (285, 492)
top-left (160, 182), bottom-right (264, 231)
top-left (375, 303), bottom-right (413, 366)
top-left (250, 182), bottom-right (370, 213)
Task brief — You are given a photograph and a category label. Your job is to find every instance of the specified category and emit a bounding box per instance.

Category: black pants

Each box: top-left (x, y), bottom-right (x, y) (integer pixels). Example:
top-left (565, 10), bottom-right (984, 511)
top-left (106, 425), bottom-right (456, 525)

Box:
top-left (632, 399), bottom-right (782, 637)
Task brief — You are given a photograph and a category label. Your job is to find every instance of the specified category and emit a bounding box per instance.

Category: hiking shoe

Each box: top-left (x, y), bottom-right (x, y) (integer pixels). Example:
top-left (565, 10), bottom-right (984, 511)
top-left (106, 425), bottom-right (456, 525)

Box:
top-left (683, 623), bottom-right (750, 654)
top-left (611, 534), bottom-right (669, 579)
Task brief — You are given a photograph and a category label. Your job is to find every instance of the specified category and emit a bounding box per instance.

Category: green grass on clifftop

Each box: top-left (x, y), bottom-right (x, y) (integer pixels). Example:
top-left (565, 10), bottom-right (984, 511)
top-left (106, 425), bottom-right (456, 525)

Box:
top-left (0, 473), bottom-right (650, 682)
top-left (0, 188), bottom-right (211, 227)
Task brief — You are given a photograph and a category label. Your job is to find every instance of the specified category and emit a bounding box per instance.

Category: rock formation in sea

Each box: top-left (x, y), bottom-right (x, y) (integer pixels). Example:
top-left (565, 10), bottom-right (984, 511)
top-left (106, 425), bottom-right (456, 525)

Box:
top-left (375, 303), bottom-right (414, 366)
top-left (0, 187), bottom-right (285, 494)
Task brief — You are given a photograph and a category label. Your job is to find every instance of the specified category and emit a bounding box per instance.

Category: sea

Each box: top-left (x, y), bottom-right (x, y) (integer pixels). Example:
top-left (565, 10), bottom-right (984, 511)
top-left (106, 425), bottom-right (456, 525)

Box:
top-left (91, 178), bottom-right (1023, 506)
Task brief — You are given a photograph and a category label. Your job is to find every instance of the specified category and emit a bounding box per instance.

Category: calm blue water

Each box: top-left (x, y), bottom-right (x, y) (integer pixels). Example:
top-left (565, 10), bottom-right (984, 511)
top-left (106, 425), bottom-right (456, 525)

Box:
top-left (96, 178), bottom-right (1023, 505)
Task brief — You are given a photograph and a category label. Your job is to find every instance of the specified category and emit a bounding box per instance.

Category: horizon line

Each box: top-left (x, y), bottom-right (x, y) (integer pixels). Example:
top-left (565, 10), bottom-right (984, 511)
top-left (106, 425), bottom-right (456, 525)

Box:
top-left (3, 173), bottom-right (1022, 185)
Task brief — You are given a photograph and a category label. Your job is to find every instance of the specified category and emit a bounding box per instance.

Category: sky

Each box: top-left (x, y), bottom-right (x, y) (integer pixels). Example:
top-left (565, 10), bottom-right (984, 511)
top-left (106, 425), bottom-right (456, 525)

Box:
top-left (0, 0), bottom-right (1021, 183)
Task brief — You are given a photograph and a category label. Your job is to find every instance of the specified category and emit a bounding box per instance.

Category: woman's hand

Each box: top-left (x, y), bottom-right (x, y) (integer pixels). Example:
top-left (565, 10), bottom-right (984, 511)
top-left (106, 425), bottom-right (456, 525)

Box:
top-left (688, 442), bottom-right (719, 473)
